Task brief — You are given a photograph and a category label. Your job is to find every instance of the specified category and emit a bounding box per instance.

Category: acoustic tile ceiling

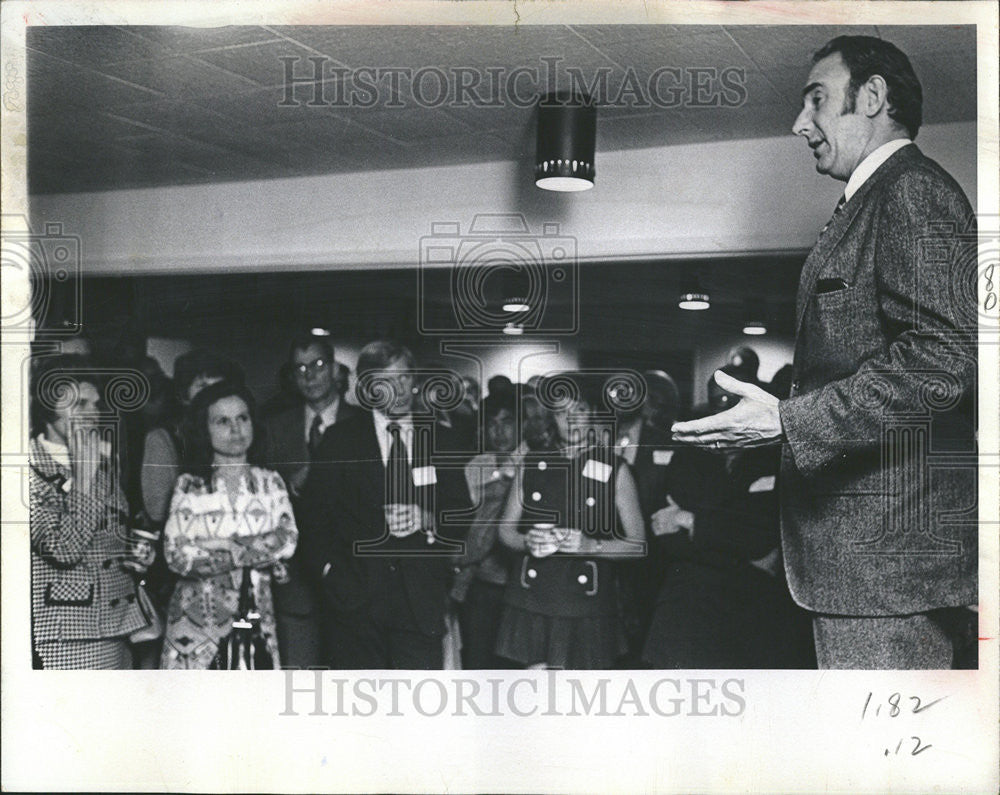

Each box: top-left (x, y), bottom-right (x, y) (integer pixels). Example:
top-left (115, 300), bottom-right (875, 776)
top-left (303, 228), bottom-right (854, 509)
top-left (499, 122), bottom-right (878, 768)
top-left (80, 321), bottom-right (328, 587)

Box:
top-left (26, 24), bottom-right (976, 194)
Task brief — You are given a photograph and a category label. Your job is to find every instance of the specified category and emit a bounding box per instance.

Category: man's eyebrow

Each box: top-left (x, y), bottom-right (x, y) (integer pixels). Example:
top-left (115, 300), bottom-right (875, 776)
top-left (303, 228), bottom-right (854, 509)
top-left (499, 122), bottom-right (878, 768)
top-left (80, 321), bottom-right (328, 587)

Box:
top-left (801, 81), bottom-right (822, 99)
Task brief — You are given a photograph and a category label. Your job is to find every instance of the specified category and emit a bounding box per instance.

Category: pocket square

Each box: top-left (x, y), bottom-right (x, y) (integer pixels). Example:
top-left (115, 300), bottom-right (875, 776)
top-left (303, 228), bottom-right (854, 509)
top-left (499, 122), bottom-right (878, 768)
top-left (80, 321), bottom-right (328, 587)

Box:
top-left (816, 277), bottom-right (849, 294)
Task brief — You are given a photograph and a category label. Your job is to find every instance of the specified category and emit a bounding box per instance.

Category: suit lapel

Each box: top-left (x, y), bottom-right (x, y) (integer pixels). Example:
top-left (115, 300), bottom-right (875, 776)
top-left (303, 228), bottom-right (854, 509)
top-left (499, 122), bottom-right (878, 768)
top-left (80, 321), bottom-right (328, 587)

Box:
top-left (794, 145), bottom-right (920, 334)
top-left (356, 413), bottom-right (386, 499)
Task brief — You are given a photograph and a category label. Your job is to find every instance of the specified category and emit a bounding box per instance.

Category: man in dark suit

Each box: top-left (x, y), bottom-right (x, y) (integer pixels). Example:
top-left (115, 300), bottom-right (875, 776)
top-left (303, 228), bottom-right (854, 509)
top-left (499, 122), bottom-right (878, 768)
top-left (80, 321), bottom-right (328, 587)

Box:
top-left (298, 341), bottom-right (470, 669)
top-left (672, 35), bottom-right (977, 668)
top-left (263, 333), bottom-right (358, 668)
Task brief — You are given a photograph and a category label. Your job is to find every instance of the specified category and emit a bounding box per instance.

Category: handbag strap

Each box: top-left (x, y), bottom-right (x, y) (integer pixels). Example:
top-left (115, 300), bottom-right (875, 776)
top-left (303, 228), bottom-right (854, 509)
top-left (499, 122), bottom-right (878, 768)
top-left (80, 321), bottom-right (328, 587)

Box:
top-left (237, 565), bottom-right (255, 619)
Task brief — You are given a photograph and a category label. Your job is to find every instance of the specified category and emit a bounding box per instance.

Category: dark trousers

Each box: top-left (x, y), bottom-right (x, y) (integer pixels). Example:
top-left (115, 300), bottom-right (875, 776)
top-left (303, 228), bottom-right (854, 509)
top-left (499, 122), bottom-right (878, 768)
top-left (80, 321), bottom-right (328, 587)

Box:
top-left (276, 612), bottom-right (324, 669)
top-left (458, 580), bottom-right (513, 669)
top-left (324, 606), bottom-right (443, 669)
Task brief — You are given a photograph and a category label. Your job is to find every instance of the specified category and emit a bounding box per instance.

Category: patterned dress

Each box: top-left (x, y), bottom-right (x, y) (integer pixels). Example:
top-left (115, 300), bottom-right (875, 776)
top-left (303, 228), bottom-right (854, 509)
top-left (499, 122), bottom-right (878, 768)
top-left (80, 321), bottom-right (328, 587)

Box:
top-left (160, 467), bottom-right (297, 669)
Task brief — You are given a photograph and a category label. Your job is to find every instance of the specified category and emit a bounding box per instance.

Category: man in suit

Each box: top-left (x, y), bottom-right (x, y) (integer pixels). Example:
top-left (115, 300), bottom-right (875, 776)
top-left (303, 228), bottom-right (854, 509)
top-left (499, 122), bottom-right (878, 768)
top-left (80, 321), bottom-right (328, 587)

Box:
top-left (263, 333), bottom-right (357, 667)
top-left (672, 35), bottom-right (977, 668)
top-left (298, 341), bottom-right (470, 669)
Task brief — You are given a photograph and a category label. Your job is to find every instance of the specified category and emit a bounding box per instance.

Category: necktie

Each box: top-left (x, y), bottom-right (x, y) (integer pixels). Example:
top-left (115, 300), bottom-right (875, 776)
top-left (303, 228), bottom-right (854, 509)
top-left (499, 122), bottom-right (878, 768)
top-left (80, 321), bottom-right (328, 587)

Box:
top-left (387, 422), bottom-right (413, 505)
top-left (820, 194), bottom-right (847, 236)
top-left (308, 413), bottom-right (323, 457)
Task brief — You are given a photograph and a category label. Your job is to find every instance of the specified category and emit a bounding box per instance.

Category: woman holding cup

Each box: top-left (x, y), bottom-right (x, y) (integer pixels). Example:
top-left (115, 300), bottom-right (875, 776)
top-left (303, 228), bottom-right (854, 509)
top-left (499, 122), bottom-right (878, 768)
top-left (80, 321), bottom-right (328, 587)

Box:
top-left (496, 378), bottom-right (645, 669)
top-left (29, 357), bottom-right (155, 669)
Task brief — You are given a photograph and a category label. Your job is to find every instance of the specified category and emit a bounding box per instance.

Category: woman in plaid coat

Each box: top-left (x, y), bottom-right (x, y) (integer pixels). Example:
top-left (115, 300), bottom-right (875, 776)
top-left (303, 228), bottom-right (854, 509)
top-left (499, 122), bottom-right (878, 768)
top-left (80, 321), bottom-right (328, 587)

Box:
top-left (30, 360), bottom-right (151, 669)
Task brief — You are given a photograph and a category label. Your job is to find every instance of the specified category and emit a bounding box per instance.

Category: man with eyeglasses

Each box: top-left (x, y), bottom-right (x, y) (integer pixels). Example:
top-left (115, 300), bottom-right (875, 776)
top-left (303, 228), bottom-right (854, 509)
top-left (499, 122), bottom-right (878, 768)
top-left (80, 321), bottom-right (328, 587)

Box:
top-left (263, 332), bottom-right (357, 668)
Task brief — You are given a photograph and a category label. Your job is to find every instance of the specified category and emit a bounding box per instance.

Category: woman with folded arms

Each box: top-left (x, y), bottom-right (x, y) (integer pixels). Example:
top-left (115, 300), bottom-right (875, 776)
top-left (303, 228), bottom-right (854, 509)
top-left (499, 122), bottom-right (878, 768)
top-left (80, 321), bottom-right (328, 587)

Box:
top-left (160, 381), bottom-right (297, 669)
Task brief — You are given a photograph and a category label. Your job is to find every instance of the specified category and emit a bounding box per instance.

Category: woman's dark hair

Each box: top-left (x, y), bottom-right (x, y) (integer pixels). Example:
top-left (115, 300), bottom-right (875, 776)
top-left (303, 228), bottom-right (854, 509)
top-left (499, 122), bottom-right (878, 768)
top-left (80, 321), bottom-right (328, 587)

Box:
top-left (483, 390), bottom-right (515, 422)
top-left (814, 35), bottom-right (922, 139)
top-left (30, 354), bottom-right (101, 435)
top-left (521, 393), bottom-right (558, 452)
top-left (180, 380), bottom-right (262, 485)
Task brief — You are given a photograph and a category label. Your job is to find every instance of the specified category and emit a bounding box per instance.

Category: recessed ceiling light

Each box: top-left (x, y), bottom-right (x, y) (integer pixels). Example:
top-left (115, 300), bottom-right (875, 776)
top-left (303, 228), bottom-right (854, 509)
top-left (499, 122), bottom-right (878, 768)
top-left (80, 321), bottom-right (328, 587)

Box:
top-left (678, 292), bottom-right (710, 311)
top-left (742, 321), bottom-right (767, 335)
top-left (503, 322), bottom-right (524, 336)
top-left (310, 327), bottom-right (331, 336)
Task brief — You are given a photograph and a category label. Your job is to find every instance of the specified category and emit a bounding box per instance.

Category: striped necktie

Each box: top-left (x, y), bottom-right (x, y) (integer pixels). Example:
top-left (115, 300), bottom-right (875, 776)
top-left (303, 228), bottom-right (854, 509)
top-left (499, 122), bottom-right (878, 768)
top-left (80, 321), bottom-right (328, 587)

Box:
top-left (387, 422), bottom-right (414, 505)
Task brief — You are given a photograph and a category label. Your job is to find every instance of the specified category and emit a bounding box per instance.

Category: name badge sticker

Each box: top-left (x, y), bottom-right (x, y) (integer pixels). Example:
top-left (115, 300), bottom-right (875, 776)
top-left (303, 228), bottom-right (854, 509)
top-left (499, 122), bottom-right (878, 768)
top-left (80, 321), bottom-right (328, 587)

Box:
top-left (582, 459), bottom-right (612, 483)
top-left (652, 449), bottom-right (674, 466)
top-left (748, 475), bottom-right (776, 493)
top-left (413, 466), bottom-right (438, 487)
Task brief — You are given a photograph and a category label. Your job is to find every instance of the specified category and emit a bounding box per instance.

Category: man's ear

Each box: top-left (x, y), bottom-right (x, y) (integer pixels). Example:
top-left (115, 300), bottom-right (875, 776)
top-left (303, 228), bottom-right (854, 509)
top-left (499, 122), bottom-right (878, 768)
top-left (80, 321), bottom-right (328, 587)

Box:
top-left (859, 74), bottom-right (890, 119)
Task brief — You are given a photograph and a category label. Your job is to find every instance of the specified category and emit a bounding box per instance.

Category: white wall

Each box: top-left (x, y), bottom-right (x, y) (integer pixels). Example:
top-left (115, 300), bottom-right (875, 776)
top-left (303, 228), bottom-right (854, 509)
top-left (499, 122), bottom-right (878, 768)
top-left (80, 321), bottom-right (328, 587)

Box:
top-left (30, 122), bottom-right (976, 275)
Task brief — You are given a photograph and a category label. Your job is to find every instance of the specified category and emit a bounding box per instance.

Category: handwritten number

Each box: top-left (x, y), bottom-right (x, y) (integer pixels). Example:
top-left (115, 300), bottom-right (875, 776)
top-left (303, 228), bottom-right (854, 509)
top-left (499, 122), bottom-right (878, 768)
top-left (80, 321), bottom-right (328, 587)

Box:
top-left (888, 692), bottom-right (901, 717)
top-left (862, 691), bottom-right (872, 720)
top-left (910, 695), bottom-right (947, 714)
top-left (911, 737), bottom-right (931, 756)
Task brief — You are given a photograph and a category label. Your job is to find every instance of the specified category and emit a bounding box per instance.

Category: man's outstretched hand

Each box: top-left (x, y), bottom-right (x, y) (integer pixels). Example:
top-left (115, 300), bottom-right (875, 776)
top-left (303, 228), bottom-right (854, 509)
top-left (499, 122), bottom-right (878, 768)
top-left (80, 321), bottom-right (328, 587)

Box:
top-left (671, 371), bottom-right (783, 448)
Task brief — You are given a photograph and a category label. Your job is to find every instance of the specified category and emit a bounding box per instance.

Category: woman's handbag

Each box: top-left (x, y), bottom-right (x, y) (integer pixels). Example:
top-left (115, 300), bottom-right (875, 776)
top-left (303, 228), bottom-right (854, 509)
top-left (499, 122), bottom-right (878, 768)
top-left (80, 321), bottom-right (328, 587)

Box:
top-left (209, 566), bottom-right (274, 670)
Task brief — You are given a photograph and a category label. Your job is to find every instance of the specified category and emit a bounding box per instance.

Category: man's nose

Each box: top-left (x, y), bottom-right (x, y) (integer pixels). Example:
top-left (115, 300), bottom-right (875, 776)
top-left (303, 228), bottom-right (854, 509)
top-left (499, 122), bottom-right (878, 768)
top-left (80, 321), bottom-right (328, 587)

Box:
top-left (792, 106), bottom-right (811, 137)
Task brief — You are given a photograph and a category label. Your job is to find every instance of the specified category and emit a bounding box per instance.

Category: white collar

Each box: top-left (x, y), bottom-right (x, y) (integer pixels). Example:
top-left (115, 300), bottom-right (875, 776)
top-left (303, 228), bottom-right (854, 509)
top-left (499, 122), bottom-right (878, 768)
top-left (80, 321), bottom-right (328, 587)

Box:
top-left (305, 397), bottom-right (340, 429)
top-left (36, 434), bottom-right (70, 470)
top-left (373, 410), bottom-right (412, 434)
top-left (844, 138), bottom-right (912, 203)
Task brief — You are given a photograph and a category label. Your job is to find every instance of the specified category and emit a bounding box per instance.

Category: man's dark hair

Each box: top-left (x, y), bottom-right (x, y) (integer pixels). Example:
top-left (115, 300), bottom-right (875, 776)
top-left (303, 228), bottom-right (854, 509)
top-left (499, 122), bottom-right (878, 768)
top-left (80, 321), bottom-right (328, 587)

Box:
top-left (173, 348), bottom-right (244, 402)
top-left (355, 340), bottom-right (415, 378)
top-left (814, 35), bottom-right (923, 139)
top-left (289, 332), bottom-right (333, 363)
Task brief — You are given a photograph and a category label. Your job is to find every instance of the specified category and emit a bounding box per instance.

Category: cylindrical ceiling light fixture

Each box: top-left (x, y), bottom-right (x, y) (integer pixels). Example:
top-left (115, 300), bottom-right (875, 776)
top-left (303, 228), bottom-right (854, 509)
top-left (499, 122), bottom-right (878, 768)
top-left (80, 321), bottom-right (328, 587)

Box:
top-left (535, 93), bottom-right (596, 192)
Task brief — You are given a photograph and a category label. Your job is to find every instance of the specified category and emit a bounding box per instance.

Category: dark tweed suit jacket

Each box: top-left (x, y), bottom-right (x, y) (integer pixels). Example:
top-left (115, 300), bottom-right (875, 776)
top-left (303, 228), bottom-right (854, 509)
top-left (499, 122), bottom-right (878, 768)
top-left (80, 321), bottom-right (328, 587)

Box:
top-left (297, 410), bottom-right (470, 637)
top-left (30, 438), bottom-right (147, 643)
top-left (778, 144), bottom-right (977, 616)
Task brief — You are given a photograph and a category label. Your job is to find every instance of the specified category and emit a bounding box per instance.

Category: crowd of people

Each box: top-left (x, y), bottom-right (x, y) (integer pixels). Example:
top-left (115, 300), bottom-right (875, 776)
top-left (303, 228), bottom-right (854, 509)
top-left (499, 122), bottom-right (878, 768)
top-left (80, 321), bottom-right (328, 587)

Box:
top-left (29, 333), bottom-right (815, 670)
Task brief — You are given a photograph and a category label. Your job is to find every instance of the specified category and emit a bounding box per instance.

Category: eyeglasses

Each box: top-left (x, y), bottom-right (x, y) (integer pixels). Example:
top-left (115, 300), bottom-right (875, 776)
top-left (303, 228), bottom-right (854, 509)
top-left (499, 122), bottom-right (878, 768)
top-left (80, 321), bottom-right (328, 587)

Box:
top-left (294, 358), bottom-right (329, 376)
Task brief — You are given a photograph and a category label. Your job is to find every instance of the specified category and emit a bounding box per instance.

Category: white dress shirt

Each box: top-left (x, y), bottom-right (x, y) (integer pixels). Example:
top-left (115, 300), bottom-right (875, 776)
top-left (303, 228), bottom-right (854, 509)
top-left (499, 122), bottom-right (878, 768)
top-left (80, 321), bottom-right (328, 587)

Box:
top-left (844, 138), bottom-right (912, 202)
top-left (303, 397), bottom-right (341, 444)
